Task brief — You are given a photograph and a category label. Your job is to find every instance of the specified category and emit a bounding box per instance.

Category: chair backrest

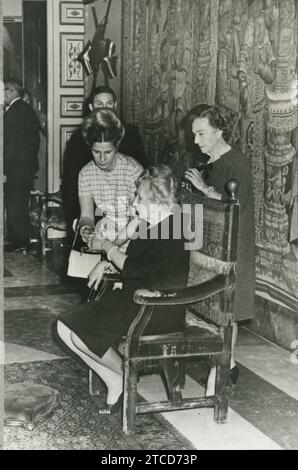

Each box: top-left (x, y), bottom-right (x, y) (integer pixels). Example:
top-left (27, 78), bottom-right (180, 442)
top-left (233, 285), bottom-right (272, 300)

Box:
top-left (181, 181), bottom-right (239, 262)
top-left (180, 180), bottom-right (240, 326)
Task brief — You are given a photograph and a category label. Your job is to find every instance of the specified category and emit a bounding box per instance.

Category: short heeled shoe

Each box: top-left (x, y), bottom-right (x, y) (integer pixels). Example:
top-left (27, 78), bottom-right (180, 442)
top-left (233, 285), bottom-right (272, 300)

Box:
top-left (230, 365), bottom-right (239, 386)
top-left (98, 393), bottom-right (123, 415)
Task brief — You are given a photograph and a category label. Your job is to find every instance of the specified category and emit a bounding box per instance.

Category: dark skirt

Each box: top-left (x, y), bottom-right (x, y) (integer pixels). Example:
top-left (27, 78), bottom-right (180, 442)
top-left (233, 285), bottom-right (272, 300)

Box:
top-left (59, 286), bottom-right (185, 357)
top-left (205, 149), bottom-right (256, 321)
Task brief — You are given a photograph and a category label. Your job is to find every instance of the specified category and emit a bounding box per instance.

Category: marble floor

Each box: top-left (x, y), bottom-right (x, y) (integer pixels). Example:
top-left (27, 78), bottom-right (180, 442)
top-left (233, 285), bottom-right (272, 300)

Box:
top-left (3, 246), bottom-right (298, 450)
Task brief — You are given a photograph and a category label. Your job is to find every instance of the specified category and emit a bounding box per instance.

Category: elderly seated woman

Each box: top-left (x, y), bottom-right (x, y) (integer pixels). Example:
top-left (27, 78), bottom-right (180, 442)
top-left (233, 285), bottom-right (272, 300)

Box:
top-left (57, 165), bottom-right (190, 414)
top-left (77, 107), bottom-right (143, 249)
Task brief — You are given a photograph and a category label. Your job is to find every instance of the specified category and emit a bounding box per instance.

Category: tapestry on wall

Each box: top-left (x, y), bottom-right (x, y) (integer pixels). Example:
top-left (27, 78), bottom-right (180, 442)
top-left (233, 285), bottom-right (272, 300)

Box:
top-left (122, 0), bottom-right (218, 164)
top-left (122, 0), bottom-right (298, 311)
top-left (236, 0), bottom-right (297, 310)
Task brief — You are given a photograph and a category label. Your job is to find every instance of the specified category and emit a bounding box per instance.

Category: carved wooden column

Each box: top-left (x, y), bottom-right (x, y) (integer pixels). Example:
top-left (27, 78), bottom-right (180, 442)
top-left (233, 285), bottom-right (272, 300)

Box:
top-left (263, 0), bottom-right (297, 255)
top-left (264, 128), bottom-right (295, 254)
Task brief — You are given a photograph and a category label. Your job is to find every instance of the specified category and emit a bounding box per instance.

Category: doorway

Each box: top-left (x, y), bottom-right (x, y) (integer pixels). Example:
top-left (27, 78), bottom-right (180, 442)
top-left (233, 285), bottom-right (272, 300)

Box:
top-left (3, 0), bottom-right (47, 192)
top-left (23, 0), bottom-right (47, 192)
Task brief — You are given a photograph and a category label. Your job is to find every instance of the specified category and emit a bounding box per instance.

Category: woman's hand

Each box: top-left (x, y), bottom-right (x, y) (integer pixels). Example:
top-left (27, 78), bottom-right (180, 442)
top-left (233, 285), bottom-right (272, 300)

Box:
top-left (119, 216), bottom-right (140, 242)
top-left (87, 260), bottom-right (109, 290)
top-left (184, 168), bottom-right (208, 192)
top-left (80, 226), bottom-right (95, 245)
top-left (90, 237), bottom-right (106, 251)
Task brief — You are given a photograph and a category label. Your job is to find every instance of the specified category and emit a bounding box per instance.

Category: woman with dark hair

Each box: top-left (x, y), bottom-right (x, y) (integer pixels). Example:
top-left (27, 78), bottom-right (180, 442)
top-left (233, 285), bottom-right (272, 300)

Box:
top-left (165, 105), bottom-right (211, 185)
top-left (180, 104), bottom-right (212, 166)
top-left (184, 105), bottom-right (255, 394)
top-left (77, 108), bottom-right (143, 248)
top-left (57, 165), bottom-right (189, 414)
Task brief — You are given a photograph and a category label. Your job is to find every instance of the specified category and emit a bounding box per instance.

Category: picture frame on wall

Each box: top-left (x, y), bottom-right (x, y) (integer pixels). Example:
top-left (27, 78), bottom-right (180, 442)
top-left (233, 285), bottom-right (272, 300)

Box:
top-left (60, 2), bottom-right (85, 25)
top-left (60, 125), bottom-right (79, 175)
top-left (60, 33), bottom-right (84, 87)
top-left (60, 95), bottom-right (85, 117)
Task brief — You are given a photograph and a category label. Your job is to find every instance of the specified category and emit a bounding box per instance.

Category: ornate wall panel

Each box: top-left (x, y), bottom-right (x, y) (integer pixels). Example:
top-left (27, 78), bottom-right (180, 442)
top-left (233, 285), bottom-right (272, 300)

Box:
top-left (47, 0), bottom-right (85, 193)
top-left (60, 95), bottom-right (84, 117)
top-left (60, 2), bottom-right (85, 25)
top-left (60, 33), bottom-right (84, 87)
top-left (122, 0), bottom-right (298, 311)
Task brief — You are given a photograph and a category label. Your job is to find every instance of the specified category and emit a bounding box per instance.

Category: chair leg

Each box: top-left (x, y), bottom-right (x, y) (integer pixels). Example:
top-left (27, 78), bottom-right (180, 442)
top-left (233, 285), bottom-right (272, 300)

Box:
top-left (40, 225), bottom-right (46, 257)
top-left (214, 353), bottom-right (231, 423)
top-left (88, 369), bottom-right (101, 396)
top-left (178, 359), bottom-right (186, 390)
top-left (123, 359), bottom-right (138, 434)
top-left (160, 359), bottom-right (183, 402)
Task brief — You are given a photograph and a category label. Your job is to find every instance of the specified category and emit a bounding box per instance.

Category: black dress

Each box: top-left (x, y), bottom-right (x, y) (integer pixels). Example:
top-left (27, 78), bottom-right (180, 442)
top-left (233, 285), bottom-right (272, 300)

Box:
top-left (59, 215), bottom-right (190, 357)
top-left (203, 148), bottom-right (255, 321)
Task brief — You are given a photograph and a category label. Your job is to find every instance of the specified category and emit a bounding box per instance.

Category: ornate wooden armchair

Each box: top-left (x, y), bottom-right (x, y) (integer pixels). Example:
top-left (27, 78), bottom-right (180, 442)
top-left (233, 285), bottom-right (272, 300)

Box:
top-left (29, 190), bottom-right (67, 256)
top-left (89, 180), bottom-right (239, 434)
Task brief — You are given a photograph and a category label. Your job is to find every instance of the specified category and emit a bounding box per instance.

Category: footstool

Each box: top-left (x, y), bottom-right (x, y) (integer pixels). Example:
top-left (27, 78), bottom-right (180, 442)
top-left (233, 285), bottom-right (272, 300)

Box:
top-left (4, 383), bottom-right (59, 431)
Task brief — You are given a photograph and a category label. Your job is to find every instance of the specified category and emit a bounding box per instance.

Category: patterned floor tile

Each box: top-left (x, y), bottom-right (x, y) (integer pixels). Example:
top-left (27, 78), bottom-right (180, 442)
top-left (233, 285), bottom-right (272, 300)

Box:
top-left (4, 253), bottom-right (60, 287)
top-left (5, 293), bottom-right (82, 314)
top-left (5, 343), bottom-right (63, 364)
top-left (139, 374), bottom-right (281, 450)
top-left (4, 309), bottom-right (67, 357)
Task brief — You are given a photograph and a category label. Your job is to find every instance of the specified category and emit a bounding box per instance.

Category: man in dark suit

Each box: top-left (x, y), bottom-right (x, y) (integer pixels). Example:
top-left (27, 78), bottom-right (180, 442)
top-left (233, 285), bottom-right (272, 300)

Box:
top-left (62, 85), bottom-right (147, 235)
top-left (4, 79), bottom-right (40, 252)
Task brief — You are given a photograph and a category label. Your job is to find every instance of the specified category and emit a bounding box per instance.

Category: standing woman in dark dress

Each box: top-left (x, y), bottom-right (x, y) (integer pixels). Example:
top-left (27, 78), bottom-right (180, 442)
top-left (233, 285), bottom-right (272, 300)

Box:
top-left (184, 105), bottom-right (255, 395)
top-left (57, 165), bottom-right (189, 413)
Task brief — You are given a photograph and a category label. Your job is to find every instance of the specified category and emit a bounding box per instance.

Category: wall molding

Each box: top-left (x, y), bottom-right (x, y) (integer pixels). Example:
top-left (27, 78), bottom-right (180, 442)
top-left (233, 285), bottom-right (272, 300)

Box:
top-left (60, 2), bottom-right (85, 25)
top-left (47, 0), bottom-right (84, 192)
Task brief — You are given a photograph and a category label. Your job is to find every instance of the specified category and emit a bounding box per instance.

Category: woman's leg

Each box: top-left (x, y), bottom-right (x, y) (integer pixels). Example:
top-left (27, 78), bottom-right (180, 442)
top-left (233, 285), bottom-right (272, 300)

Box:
top-left (206, 321), bottom-right (238, 396)
top-left (57, 320), bottom-right (122, 404)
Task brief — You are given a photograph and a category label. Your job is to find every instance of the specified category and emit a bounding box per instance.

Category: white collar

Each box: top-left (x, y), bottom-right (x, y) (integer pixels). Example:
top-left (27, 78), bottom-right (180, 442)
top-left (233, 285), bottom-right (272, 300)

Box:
top-left (6, 97), bottom-right (22, 110)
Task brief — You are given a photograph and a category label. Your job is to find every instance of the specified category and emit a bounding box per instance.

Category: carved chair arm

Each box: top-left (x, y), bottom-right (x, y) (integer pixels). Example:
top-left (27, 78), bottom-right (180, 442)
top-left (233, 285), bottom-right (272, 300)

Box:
top-left (190, 251), bottom-right (235, 275)
top-left (124, 274), bottom-right (230, 357)
top-left (133, 274), bottom-right (226, 306)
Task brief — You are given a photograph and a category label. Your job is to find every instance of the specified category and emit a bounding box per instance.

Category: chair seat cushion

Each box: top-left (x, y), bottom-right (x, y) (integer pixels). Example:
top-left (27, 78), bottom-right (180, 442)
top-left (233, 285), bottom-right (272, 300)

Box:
top-left (4, 383), bottom-right (59, 430)
top-left (119, 313), bottom-right (223, 359)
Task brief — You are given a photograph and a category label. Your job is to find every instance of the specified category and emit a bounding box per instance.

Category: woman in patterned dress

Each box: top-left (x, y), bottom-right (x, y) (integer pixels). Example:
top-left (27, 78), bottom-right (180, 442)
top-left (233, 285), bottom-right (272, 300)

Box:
top-left (77, 108), bottom-right (143, 250)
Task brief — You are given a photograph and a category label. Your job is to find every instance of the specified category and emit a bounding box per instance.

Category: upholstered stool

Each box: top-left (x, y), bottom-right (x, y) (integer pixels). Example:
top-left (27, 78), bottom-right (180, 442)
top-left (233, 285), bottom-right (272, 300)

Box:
top-left (4, 383), bottom-right (59, 430)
